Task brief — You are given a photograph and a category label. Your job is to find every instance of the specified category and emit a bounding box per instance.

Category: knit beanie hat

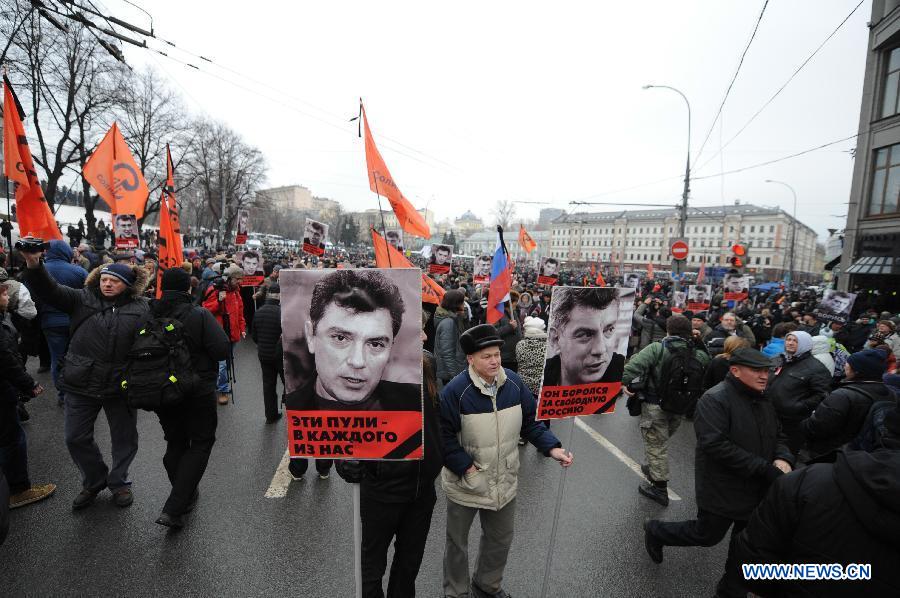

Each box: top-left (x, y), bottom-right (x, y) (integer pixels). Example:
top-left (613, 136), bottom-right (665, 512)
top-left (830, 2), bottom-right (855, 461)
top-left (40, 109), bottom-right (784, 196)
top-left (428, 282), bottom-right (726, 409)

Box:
top-left (100, 263), bottom-right (136, 287)
top-left (267, 283), bottom-right (280, 301)
top-left (161, 267), bottom-right (192, 292)
top-left (523, 316), bottom-right (546, 332)
top-left (847, 348), bottom-right (888, 380)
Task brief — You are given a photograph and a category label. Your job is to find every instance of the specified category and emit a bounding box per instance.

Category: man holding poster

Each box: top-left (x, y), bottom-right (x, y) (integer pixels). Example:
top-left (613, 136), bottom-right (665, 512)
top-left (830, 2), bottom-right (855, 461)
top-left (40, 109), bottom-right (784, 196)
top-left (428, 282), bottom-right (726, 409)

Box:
top-left (440, 324), bottom-right (572, 598)
top-left (723, 273), bottom-right (749, 302)
top-left (303, 218), bottom-right (328, 256)
top-left (114, 214), bottom-right (139, 249)
top-left (472, 254), bottom-right (492, 283)
top-left (537, 287), bottom-right (630, 419)
top-left (687, 284), bottom-right (712, 312)
top-left (537, 257), bottom-right (559, 286)
top-left (428, 244), bottom-right (452, 275)
top-left (235, 209), bottom-right (249, 245)
top-left (282, 269), bottom-right (423, 461)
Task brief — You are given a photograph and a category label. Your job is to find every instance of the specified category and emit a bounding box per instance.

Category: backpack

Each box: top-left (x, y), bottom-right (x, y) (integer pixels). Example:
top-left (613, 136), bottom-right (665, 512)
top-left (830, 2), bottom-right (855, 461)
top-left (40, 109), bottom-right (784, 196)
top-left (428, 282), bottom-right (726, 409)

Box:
top-left (849, 398), bottom-right (897, 452)
top-left (120, 307), bottom-right (196, 411)
top-left (658, 342), bottom-right (706, 415)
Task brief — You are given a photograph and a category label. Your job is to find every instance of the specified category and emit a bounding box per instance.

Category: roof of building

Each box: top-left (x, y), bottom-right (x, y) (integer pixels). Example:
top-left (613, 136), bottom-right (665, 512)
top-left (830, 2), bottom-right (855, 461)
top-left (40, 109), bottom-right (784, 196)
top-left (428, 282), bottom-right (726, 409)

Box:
top-left (456, 210), bottom-right (482, 222)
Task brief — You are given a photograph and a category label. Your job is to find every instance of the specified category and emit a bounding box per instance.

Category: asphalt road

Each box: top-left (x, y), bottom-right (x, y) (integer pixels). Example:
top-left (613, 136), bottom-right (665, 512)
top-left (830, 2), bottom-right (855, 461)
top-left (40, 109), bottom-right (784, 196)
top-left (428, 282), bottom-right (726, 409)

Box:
top-left (1, 340), bottom-right (729, 597)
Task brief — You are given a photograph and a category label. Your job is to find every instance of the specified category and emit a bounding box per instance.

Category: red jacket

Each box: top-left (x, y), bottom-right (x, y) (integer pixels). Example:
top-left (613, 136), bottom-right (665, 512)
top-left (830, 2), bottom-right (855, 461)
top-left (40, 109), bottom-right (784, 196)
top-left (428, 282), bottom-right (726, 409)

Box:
top-left (202, 286), bottom-right (246, 342)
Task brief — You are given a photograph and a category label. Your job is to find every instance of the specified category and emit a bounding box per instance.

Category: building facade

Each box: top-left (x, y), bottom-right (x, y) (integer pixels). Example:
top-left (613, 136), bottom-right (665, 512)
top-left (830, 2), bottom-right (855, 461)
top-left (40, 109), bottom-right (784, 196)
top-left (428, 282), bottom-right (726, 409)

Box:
top-left (549, 203), bottom-right (818, 280)
top-left (459, 229), bottom-right (550, 261)
top-left (838, 0), bottom-right (900, 310)
top-left (256, 185), bottom-right (341, 217)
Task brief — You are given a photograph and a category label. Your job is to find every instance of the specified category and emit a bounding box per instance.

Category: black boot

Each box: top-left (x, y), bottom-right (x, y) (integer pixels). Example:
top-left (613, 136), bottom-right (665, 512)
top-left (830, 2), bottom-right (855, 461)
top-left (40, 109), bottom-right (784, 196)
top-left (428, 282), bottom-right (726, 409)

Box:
top-left (643, 518), bottom-right (663, 564)
top-left (638, 481), bottom-right (670, 507)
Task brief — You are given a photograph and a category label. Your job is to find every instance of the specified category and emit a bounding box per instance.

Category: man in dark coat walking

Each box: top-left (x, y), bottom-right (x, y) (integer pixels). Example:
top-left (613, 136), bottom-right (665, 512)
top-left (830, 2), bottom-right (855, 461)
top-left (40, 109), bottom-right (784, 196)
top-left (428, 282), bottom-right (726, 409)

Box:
top-left (644, 347), bottom-right (794, 598)
top-left (251, 282), bottom-right (285, 424)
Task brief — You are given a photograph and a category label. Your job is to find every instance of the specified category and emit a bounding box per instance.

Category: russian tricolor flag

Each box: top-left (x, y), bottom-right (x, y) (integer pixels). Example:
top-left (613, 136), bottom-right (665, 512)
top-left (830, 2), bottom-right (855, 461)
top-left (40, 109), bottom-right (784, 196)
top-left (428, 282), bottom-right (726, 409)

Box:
top-left (487, 227), bottom-right (512, 324)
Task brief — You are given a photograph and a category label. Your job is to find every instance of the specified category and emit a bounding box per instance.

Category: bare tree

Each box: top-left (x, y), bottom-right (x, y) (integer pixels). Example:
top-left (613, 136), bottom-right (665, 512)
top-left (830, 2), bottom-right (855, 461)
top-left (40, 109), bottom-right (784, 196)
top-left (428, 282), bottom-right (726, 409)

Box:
top-left (492, 199), bottom-right (517, 230)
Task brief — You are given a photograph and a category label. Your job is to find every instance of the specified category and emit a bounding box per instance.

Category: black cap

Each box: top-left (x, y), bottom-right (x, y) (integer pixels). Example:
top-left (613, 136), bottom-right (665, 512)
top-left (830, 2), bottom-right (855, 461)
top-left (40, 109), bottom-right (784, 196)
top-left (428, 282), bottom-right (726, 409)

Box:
top-left (161, 267), bottom-right (191, 292)
top-left (692, 311), bottom-right (707, 322)
top-left (459, 324), bottom-right (504, 355)
top-left (728, 347), bottom-right (772, 369)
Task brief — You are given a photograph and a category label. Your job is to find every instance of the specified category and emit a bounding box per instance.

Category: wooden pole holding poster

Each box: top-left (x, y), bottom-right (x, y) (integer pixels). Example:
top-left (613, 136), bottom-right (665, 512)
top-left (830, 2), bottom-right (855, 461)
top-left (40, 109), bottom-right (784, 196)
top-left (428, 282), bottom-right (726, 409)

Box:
top-left (540, 416), bottom-right (576, 598)
top-left (353, 483), bottom-right (362, 598)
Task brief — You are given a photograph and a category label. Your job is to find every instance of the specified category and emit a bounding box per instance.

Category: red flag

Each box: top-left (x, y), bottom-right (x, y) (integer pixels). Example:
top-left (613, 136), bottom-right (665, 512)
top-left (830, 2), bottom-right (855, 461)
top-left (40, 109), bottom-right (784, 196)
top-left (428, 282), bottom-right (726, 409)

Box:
top-left (155, 145), bottom-right (184, 299)
top-left (647, 262), bottom-right (655, 279)
top-left (82, 122), bottom-right (149, 219)
top-left (371, 229), bottom-right (444, 305)
top-left (2, 77), bottom-right (62, 241)
top-left (595, 260), bottom-right (606, 286)
top-left (696, 258), bottom-right (706, 285)
top-left (361, 102), bottom-right (430, 239)
top-left (518, 225), bottom-right (537, 253)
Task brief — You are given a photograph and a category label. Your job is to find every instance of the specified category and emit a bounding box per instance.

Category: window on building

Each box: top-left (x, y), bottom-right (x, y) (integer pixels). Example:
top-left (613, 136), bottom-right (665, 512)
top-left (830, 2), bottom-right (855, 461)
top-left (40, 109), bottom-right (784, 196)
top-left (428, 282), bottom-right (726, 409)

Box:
top-left (765, 257), bottom-right (771, 265)
top-left (755, 257), bottom-right (761, 265)
top-left (869, 143), bottom-right (900, 215)
top-left (767, 241), bottom-right (773, 248)
top-left (750, 225), bottom-right (755, 233)
top-left (883, 47), bottom-right (900, 118)
top-left (769, 225), bottom-right (775, 233)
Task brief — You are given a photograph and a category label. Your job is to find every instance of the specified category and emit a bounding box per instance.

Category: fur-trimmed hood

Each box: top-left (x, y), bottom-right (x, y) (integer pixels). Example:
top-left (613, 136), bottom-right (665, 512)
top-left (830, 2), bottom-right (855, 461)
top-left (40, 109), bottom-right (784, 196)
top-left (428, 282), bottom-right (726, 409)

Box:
top-left (84, 263), bottom-right (150, 297)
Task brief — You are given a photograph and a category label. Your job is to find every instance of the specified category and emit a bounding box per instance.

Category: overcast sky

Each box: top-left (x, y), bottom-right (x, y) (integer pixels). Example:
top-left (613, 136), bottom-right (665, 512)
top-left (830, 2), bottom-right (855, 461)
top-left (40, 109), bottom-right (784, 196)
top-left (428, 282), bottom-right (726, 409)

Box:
top-left (117, 0), bottom-right (871, 240)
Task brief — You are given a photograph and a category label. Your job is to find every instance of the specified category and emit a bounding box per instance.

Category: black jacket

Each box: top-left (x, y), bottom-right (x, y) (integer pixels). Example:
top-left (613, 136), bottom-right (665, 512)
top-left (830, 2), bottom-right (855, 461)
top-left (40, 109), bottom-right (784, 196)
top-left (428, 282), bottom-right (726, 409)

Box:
top-left (0, 316), bottom-right (36, 447)
top-left (23, 262), bottom-right (151, 399)
top-left (251, 299), bottom-right (282, 363)
top-left (693, 375), bottom-right (794, 520)
top-left (768, 352), bottom-right (832, 423)
top-left (732, 447), bottom-right (900, 597)
top-left (801, 380), bottom-right (895, 459)
top-left (150, 291), bottom-right (230, 394)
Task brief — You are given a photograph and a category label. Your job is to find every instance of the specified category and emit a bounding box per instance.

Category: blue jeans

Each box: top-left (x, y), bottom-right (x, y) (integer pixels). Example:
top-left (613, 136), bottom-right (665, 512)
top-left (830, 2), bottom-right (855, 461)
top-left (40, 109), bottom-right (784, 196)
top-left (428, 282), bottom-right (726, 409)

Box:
top-left (217, 342), bottom-right (235, 393)
top-left (43, 326), bottom-right (70, 403)
top-left (0, 403), bottom-right (29, 494)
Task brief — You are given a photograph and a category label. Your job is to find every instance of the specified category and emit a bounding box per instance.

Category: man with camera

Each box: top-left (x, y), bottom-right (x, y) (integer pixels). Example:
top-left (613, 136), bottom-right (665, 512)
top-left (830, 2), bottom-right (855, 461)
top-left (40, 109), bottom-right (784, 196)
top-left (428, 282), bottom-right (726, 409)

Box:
top-left (20, 239), bottom-right (150, 510)
top-left (201, 263), bottom-right (246, 405)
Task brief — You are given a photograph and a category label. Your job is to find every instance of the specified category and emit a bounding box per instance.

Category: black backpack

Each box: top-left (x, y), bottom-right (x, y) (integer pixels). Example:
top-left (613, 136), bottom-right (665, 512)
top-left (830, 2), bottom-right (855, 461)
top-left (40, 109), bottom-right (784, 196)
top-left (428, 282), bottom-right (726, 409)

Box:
top-left (658, 342), bottom-right (706, 415)
top-left (120, 307), bottom-right (196, 411)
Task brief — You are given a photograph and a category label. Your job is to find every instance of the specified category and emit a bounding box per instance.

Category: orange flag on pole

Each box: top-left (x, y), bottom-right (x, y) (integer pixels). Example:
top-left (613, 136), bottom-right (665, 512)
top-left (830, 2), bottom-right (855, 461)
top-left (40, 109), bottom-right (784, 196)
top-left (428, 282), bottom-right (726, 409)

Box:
top-left (647, 262), bottom-right (655, 279)
top-left (361, 101), bottom-right (430, 239)
top-left (518, 225), bottom-right (537, 254)
top-left (82, 122), bottom-right (149, 219)
top-left (2, 76), bottom-right (62, 240)
top-left (155, 145), bottom-right (184, 298)
top-left (372, 228), bottom-right (444, 305)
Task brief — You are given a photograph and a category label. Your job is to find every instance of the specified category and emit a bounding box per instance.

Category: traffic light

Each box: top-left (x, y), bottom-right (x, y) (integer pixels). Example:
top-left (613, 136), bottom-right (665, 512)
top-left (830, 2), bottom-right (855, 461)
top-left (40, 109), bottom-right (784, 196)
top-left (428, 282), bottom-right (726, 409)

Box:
top-left (729, 243), bottom-right (748, 268)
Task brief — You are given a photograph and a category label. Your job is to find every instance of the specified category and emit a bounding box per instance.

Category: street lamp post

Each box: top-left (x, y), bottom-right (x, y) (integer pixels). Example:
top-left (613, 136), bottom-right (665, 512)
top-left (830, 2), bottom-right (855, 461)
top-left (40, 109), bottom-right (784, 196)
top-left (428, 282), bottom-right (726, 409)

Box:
top-left (643, 84), bottom-right (691, 290)
top-left (765, 179), bottom-right (798, 288)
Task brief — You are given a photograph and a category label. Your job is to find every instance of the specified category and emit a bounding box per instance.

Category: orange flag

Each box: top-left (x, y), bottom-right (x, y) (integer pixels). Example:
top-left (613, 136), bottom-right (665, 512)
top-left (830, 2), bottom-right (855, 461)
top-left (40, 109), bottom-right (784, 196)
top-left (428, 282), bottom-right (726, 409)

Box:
top-left (647, 262), bottom-right (655, 279)
top-left (155, 145), bottom-right (184, 298)
top-left (82, 122), bottom-right (149, 219)
top-left (518, 225), bottom-right (537, 253)
top-left (372, 228), bottom-right (444, 305)
top-left (361, 102), bottom-right (430, 238)
top-left (2, 76), bottom-right (62, 240)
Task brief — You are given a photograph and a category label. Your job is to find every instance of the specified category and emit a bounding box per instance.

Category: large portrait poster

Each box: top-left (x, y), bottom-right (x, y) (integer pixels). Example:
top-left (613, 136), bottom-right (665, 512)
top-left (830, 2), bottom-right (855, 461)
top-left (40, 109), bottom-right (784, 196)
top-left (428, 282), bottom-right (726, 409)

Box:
top-left (537, 286), bottom-right (635, 420)
top-left (235, 209), bottom-right (250, 245)
top-left (428, 244), bottom-right (453, 275)
top-left (623, 273), bottom-right (641, 289)
top-left (671, 291), bottom-right (686, 313)
top-left (473, 254), bottom-right (492, 283)
top-left (538, 256), bottom-right (559, 286)
top-left (236, 250), bottom-right (265, 287)
top-left (303, 218), bottom-right (328, 257)
top-left (385, 230), bottom-right (404, 253)
top-left (723, 273), bottom-right (749, 302)
top-left (281, 268), bottom-right (424, 460)
top-left (815, 289), bottom-right (857, 324)
top-left (687, 284), bottom-right (712, 312)
top-left (114, 213), bottom-right (139, 249)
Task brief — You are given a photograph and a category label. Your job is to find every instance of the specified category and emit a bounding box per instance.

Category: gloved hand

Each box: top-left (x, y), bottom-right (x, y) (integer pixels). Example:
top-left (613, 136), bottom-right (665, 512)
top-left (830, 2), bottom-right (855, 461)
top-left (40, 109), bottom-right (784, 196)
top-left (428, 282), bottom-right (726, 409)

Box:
top-left (335, 460), bottom-right (364, 484)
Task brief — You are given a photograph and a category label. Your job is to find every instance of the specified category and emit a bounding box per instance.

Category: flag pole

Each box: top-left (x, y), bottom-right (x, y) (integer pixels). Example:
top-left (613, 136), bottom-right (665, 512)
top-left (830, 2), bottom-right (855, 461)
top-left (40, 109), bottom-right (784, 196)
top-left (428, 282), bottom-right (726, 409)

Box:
top-left (539, 416), bottom-right (576, 598)
top-left (352, 483), bottom-right (362, 598)
top-left (372, 174), bottom-right (392, 268)
top-left (4, 175), bottom-right (12, 250)
top-left (497, 225), bottom-right (514, 322)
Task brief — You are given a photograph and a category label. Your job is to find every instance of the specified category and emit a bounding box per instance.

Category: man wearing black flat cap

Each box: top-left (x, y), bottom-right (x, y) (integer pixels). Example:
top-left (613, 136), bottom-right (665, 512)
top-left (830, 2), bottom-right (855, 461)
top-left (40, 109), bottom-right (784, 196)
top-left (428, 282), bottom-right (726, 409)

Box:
top-left (440, 323), bottom-right (573, 598)
top-left (643, 347), bottom-right (794, 598)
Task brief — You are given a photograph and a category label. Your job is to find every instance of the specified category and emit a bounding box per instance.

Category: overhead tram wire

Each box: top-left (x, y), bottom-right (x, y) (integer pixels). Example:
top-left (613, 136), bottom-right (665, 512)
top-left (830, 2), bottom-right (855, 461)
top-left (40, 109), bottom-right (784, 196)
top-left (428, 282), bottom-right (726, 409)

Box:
top-left (695, 0), bottom-right (865, 174)
top-left (693, 0), bottom-right (769, 166)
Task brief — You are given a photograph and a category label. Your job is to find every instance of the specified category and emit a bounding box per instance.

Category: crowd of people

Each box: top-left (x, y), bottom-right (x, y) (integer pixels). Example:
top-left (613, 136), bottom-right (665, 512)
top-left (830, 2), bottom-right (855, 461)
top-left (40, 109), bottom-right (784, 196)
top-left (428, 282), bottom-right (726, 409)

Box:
top-left (1, 234), bottom-right (898, 597)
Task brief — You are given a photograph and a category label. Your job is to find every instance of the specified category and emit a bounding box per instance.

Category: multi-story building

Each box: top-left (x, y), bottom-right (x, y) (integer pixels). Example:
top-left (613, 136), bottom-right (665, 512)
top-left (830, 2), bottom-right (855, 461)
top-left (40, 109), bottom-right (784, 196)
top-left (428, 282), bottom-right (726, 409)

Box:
top-left (837, 0), bottom-right (900, 309)
top-left (256, 185), bottom-right (340, 217)
top-left (458, 229), bottom-right (550, 261)
top-left (550, 203), bottom-right (818, 280)
top-left (453, 211), bottom-right (485, 236)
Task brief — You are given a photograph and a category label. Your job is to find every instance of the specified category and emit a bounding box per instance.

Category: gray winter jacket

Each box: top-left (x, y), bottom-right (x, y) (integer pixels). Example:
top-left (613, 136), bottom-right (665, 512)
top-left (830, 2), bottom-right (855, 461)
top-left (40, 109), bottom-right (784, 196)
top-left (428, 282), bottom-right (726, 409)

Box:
top-left (434, 307), bottom-right (468, 381)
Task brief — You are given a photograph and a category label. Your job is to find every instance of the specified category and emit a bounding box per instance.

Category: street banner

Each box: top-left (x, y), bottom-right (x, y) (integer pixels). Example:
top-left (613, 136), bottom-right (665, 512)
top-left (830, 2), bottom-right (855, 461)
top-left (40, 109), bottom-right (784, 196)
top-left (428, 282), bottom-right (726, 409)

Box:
top-left (237, 250), bottom-right (265, 287)
top-left (473, 254), bottom-right (492, 283)
top-left (303, 217), bottom-right (328, 256)
top-left (82, 122), bottom-right (149, 219)
top-left (361, 101), bottom-right (430, 238)
top-left (687, 284), bottom-right (712, 312)
top-left (385, 229), bottom-right (404, 252)
top-left (723, 273), bottom-right (750, 302)
top-left (371, 229), bottom-right (444, 305)
top-left (518, 225), bottom-right (537, 253)
top-left (671, 291), bottom-right (686, 313)
top-left (281, 268), bottom-right (423, 460)
top-left (113, 213), bottom-right (139, 249)
top-left (235, 209), bottom-right (249, 245)
top-left (537, 286), bottom-right (635, 420)
top-left (815, 289), bottom-right (857, 324)
top-left (537, 256), bottom-right (559, 286)
top-left (2, 76), bottom-right (63, 241)
top-left (428, 244), bottom-right (453, 274)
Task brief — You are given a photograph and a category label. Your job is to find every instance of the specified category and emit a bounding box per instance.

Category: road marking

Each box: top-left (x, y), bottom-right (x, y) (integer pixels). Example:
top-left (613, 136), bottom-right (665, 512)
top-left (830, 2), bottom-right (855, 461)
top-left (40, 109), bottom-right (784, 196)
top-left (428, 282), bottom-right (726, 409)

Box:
top-left (574, 418), bottom-right (682, 501)
top-left (265, 449), bottom-right (292, 499)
